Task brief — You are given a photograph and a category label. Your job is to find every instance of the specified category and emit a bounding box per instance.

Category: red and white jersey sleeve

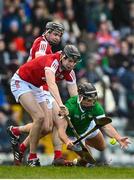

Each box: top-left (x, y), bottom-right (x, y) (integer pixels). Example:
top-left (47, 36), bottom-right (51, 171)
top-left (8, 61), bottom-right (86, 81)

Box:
top-left (28, 36), bottom-right (52, 60)
top-left (44, 59), bottom-right (59, 74)
top-left (64, 70), bottom-right (76, 84)
top-left (44, 51), bottom-right (61, 74)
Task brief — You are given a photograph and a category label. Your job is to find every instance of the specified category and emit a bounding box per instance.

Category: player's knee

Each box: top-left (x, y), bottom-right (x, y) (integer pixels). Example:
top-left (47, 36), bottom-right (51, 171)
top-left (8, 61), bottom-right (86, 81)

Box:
top-left (41, 129), bottom-right (47, 136)
top-left (44, 122), bottom-right (51, 133)
top-left (41, 125), bottom-right (52, 135)
top-left (37, 114), bottom-right (45, 124)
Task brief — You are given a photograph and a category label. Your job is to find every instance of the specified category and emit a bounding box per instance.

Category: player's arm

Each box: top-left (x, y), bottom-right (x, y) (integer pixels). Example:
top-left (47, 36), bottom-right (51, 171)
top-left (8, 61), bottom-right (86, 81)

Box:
top-left (95, 103), bottom-right (121, 140)
top-left (67, 83), bottom-right (78, 97)
top-left (45, 69), bottom-right (63, 106)
top-left (27, 40), bottom-right (47, 62)
top-left (102, 123), bottom-right (131, 148)
top-left (101, 123), bottom-right (122, 141)
top-left (94, 102), bottom-right (131, 148)
top-left (54, 116), bottom-right (73, 146)
top-left (66, 70), bottom-right (78, 97)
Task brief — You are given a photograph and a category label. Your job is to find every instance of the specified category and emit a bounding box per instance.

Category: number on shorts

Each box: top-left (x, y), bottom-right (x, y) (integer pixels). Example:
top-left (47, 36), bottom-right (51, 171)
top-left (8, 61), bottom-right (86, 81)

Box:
top-left (15, 80), bottom-right (20, 88)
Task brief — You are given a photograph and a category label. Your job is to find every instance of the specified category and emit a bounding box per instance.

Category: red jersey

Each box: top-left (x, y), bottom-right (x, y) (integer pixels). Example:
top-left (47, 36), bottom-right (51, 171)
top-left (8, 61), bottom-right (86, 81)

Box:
top-left (18, 52), bottom-right (76, 90)
top-left (28, 36), bottom-right (52, 60)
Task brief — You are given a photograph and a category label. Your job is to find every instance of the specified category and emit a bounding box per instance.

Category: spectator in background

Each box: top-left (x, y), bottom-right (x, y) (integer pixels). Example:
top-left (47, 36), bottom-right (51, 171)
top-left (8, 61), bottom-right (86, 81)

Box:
top-left (0, 107), bottom-right (18, 153)
top-left (111, 0), bottom-right (130, 30)
top-left (96, 20), bottom-right (116, 48)
top-left (0, 84), bottom-right (8, 108)
top-left (101, 44), bottom-right (116, 77)
top-left (75, 41), bottom-right (87, 79)
top-left (113, 40), bottom-right (132, 77)
top-left (62, 8), bottom-right (80, 45)
top-left (7, 41), bottom-right (24, 66)
top-left (120, 61), bottom-right (134, 130)
top-left (85, 32), bottom-right (98, 54)
top-left (0, 38), bottom-right (9, 75)
top-left (53, 0), bottom-right (65, 20)
top-left (17, 6), bottom-right (30, 25)
top-left (31, 0), bottom-right (51, 33)
top-left (126, 33), bottom-right (134, 55)
top-left (2, 4), bottom-right (22, 37)
top-left (23, 23), bottom-right (34, 53)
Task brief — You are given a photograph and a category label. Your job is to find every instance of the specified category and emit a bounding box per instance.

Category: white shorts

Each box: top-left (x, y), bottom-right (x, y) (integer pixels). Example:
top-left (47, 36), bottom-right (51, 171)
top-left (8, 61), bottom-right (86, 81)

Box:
top-left (10, 73), bottom-right (54, 109)
top-left (69, 120), bottom-right (100, 144)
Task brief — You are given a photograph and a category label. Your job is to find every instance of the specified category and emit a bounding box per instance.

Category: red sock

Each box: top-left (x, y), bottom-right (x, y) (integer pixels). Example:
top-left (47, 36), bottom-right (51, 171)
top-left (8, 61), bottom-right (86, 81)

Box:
top-left (28, 153), bottom-right (37, 160)
top-left (19, 143), bottom-right (26, 154)
top-left (54, 150), bottom-right (62, 159)
top-left (12, 127), bottom-right (20, 136)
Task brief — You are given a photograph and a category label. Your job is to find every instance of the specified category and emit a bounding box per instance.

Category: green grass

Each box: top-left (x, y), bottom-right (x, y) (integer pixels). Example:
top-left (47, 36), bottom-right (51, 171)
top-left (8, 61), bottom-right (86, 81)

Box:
top-left (0, 166), bottom-right (134, 179)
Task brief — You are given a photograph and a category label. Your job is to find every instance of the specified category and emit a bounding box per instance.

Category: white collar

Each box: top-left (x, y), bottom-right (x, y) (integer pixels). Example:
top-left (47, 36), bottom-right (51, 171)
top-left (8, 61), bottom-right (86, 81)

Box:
top-left (77, 96), bottom-right (84, 113)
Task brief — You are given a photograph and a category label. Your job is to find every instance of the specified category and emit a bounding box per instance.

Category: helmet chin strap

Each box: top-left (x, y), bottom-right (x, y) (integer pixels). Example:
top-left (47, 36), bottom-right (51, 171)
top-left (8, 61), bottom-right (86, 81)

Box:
top-left (60, 55), bottom-right (68, 70)
top-left (79, 96), bottom-right (89, 111)
top-left (79, 95), bottom-right (83, 103)
top-left (80, 95), bottom-right (95, 110)
top-left (42, 29), bottom-right (50, 38)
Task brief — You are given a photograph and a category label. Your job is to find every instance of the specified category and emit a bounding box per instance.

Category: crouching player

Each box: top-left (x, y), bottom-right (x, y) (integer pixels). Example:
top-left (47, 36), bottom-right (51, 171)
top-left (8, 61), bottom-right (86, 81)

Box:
top-left (57, 82), bottom-right (131, 166)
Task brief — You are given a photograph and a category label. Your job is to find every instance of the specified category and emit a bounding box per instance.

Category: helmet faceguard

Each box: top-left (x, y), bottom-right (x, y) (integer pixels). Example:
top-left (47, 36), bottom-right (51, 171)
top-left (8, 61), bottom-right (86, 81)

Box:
top-left (63, 45), bottom-right (81, 63)
top-left (78, 82), bottom-right (98, 104)
top-left (44, 22), bottom-right (64, 45)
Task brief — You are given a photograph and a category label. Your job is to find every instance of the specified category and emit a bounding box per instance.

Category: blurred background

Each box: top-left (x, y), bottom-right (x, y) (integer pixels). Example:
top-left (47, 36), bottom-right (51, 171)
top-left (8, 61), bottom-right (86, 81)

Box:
top-left (0, 0), bottom-right (134, 166)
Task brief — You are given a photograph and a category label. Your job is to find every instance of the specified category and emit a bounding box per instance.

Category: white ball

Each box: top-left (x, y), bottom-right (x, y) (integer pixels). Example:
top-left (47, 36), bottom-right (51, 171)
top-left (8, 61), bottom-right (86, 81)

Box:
top-left (73, 158), bottom-right (78, 165)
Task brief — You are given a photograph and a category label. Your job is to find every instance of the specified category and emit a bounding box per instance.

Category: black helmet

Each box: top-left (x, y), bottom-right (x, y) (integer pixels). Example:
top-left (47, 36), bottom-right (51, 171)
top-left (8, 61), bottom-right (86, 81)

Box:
top-left (63, 45), bottom-right (81, 62)
top-left (46, 22), bottom-right (64, 34)
top-left (78, 82), bottom-right (98, 100)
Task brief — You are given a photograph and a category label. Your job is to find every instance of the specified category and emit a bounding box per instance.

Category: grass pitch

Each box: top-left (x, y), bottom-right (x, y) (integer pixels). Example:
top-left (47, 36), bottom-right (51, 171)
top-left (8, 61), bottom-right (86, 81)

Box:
top-left (0, 166), bottom-right (134, 179)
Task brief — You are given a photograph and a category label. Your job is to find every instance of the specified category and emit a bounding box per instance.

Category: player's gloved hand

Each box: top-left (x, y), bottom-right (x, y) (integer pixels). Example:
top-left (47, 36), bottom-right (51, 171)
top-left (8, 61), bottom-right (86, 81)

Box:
top-left (118, 137), bottom-right (131, 149)
top-left (59, 105), bottom-right (69, 116)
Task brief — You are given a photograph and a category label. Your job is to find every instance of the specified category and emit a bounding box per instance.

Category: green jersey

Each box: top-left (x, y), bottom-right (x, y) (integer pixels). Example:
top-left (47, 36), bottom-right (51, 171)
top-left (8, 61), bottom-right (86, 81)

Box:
top-left (65, 96), bottom-right (105, 136)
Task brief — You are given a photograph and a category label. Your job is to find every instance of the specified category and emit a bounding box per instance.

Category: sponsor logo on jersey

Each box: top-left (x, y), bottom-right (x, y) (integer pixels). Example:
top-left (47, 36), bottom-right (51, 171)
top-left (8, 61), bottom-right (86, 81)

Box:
top-left (88, 115), bottom-right (93, 119)
top-left (74, 114), bottom-right (80, 118)
top-left (81, 114), bottom-right (86, 120)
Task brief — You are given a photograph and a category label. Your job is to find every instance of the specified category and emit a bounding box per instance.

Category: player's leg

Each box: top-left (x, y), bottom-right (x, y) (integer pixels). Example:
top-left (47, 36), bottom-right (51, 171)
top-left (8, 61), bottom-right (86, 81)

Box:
top-left (51, 101), bottom-right (74, 166)
top-left (10, 75), bottom-right (49, 166)
top-left (52, 101), bottom-right (63, 163)
top-left (21, 98), bottom-right (54, 166)
top-left (10, 91), bottom-right (53, 165)
top-left (15, 122), bottom-right (52, 166)
top-left (19, 106), bottom-right (52, 155)
top-left (7, 122), bottom-right (35, 165)
top-left (70, 120), bottom-right (104, 166)
top-left (52, 126), bottom-right (63, 164)
top-left (43, 94), bottom-right (65, 164)
top-left (7, 123), bottom-right (32, 141)
top-left (81, 119), bottom-right (106, 151)
top-left (19, 92), bottom-right (46, 166)
top-left (85, 131), bottom-right (106, 151)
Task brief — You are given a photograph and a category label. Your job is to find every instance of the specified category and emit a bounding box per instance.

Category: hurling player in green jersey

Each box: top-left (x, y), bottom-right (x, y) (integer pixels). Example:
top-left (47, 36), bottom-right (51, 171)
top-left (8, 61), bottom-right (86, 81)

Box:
top-left (58, 82), bottom-right (131, 165)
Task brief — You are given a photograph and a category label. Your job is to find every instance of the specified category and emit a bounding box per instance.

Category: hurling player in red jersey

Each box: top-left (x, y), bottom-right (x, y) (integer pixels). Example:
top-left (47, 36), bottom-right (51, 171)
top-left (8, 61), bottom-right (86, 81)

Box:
top-left (28, 21), bottom-right (64, 60)
top-left (9, 44), bottom-right (81, 166)
top-left (7, 21), bottom-right (68, 166)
